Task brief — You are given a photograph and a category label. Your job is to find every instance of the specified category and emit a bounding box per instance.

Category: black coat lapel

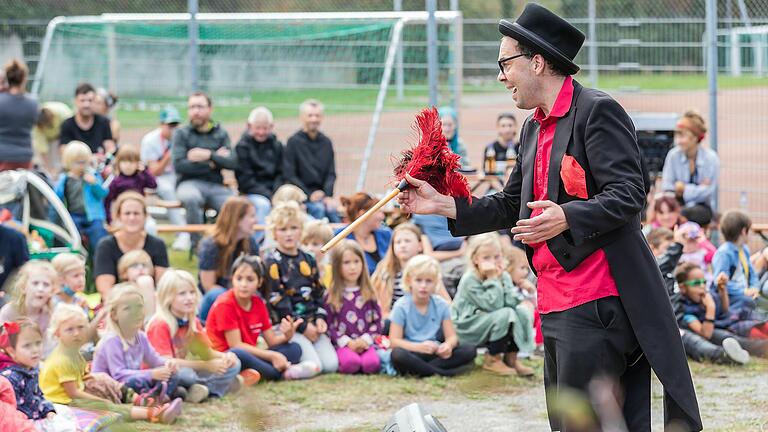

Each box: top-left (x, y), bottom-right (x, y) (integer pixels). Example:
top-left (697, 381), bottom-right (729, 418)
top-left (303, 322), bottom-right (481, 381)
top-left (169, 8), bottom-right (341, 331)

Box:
top-left (547, 83), bottom-right (582, 203)
top-left (520, 119), bottom-right (539, 220)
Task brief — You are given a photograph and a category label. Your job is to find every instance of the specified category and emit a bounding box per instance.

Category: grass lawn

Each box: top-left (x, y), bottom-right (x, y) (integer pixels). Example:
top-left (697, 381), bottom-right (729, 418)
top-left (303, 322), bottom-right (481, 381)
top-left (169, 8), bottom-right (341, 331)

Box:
top-left (132, 356), bottom-right (547, 432)
top-left (148, 241), bottom-right (768, 431)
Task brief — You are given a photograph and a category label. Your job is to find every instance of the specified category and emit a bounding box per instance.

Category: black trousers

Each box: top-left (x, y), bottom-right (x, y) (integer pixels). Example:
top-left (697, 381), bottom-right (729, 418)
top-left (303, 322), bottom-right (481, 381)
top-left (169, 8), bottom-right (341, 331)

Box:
top-left (391, 345), bottom-right (476, 377)
top-left (487, 323), bottom-right (519, 355)
top-left (541, 296), bottom-right (649, 432)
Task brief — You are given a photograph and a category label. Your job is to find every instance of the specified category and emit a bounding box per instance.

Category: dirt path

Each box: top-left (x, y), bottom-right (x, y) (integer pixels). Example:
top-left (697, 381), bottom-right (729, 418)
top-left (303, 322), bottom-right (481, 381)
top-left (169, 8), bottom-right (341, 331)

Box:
top-left (121, 85), bottom-right (768, 221)
top-left (276, 366), bottom-right (766, 431)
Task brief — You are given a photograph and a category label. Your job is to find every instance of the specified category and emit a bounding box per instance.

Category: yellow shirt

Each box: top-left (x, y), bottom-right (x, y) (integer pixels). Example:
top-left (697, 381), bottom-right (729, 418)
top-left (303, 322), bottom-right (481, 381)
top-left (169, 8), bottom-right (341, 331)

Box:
top-left (39, 345), bottom-right (87, 404)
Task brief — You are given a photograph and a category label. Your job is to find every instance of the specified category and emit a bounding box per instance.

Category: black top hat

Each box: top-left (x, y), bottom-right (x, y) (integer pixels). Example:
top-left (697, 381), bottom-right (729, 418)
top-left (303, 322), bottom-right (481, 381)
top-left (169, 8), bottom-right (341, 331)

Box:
top-left (499, 3), bottom-right (585, 75)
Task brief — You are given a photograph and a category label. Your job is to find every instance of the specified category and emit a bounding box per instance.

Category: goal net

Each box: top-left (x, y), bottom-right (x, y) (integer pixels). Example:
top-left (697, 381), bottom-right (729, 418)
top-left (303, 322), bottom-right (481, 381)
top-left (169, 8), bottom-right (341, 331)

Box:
top-left (33, 12), bottom-right (463, 194)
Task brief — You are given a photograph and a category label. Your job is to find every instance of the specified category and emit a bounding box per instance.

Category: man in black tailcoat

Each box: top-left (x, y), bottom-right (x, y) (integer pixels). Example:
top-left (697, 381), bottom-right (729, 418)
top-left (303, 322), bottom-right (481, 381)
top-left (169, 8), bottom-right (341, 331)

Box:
top-left (398, 3), bottom-right (702, 431)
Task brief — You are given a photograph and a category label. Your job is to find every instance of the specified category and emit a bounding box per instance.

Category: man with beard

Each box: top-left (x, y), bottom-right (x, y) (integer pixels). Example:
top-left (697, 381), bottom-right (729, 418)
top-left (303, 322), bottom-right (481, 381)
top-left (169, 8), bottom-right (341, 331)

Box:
top-left (59, 82), bottom-right (115, 156)
top-left (172, 92), bottom-right (236, 235)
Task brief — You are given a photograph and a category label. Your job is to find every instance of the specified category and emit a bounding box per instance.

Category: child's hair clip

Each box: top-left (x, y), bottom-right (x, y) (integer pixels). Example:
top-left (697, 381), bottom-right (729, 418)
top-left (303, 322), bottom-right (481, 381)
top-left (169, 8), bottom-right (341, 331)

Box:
top-left (0, 321), bottom-right (20, 349)
top-left (2, 321), bottom-right (20, 335)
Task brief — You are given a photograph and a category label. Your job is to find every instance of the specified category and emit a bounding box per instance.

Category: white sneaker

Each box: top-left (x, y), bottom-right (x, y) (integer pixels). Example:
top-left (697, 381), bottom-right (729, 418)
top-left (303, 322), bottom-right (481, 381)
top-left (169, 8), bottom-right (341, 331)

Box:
top-left (172, 233), bottom-right (191, 251)
top-left (722, 337), bottom-right (750, 365)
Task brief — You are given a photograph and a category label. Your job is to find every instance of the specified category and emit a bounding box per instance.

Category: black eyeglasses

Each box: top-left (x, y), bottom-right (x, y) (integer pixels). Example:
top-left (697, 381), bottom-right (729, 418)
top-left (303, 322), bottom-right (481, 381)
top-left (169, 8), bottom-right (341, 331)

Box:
top-left (498, 53), bottom-right (527, 78)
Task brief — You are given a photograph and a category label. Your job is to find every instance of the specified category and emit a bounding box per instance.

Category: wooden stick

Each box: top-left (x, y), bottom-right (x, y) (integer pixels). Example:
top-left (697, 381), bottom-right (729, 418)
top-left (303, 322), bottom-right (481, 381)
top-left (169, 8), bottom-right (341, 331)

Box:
top-left (321, 186), bottom-right (402, 253)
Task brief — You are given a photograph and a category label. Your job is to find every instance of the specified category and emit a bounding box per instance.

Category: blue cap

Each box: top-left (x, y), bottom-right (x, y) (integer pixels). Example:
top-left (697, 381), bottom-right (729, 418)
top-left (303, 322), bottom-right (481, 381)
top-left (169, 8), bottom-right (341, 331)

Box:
top-left (159, 106), bottom-right (182, 124)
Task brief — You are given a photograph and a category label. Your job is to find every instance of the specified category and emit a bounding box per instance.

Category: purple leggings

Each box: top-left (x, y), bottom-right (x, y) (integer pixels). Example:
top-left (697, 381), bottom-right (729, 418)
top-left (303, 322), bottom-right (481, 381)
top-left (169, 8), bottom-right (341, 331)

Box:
top-left (336, 346), bottom-right (380, 374)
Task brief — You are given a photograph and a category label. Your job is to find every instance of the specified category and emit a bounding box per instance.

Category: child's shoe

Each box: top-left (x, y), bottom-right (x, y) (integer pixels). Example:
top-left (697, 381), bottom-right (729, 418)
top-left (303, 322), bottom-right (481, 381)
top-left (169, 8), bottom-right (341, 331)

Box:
top-left (185, 384), bottom-right (209, 403)
top-left (121, 386), bottom-right (136, 404)
top-left (134, 382), bottom-right (168, 407)
top-left (228, 375), bottom-right (244, 394)
top-left (504, 352), bottom-right (535, 377)
top-left (148, 398), bottom-right (183, 424)
top-left (283, 361), bottom-right (321, 380)
top-left (722, 337), bottom-right (750, 365)
top-left (482, 353), bottom-right (516, 376)
top-left (239, 368), bottom-right (261, 386)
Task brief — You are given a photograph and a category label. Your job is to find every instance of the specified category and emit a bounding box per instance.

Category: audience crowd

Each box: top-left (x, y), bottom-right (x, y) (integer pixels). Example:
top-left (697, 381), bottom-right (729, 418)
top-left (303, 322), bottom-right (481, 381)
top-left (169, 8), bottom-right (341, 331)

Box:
top-left (0, 57), bottom-right (764, 429)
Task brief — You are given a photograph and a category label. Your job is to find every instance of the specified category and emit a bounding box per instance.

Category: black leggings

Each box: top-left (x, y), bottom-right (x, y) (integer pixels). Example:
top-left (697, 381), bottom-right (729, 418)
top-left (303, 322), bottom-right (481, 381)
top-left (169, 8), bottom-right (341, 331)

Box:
top-left (391, 345), bottom-right (476, 377)
top-left (486, 323), bottom-right (519, 355)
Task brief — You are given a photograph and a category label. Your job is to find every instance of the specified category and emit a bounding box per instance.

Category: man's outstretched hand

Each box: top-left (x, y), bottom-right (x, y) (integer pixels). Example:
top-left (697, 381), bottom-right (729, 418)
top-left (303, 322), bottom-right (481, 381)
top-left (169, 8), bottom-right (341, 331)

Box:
top-left (396, 174), bottom-right (457, 219)
top-left (511, 200), bottom-right (569, 244)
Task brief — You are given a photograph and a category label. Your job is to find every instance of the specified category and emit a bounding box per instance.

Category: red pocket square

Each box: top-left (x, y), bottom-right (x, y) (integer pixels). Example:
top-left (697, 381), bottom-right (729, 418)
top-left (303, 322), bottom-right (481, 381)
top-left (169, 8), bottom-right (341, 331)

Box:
top-left (560, 155), bottom-right (588, 199)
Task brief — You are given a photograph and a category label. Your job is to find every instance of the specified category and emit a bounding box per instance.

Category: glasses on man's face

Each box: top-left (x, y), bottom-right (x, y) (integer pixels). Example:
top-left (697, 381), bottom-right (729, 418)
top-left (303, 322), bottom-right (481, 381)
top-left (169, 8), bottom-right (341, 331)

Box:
top-left (498, 53), bottom-right (527, 79)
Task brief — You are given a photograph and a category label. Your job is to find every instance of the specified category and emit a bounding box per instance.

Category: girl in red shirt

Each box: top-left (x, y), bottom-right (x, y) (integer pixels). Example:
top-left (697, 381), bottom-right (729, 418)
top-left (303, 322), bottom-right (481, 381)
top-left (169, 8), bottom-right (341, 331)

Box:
top-left (146, 269), bottom-right (242, 403)
top-left (205, 255), bottom-right (319, 380)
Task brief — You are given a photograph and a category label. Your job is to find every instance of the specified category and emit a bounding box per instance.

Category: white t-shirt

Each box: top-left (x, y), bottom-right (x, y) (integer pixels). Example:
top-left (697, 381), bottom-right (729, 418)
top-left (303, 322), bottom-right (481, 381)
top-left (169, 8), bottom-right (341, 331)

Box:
top-left (140, 128), bottom-right (173, 176)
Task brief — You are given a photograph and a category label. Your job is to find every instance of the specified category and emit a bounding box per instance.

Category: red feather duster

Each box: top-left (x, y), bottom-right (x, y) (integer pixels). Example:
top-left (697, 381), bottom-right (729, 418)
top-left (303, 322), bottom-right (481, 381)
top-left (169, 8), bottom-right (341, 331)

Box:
top-left (320, 107), bottom-right (471, 253)
top-left (393, 107), bottom-right (472, 203)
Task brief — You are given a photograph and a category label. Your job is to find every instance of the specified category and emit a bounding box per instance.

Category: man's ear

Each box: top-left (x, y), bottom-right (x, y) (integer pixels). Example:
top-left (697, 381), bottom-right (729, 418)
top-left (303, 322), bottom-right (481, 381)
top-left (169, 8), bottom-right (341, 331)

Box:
top-left (532, 54), bottom-right (546, 75)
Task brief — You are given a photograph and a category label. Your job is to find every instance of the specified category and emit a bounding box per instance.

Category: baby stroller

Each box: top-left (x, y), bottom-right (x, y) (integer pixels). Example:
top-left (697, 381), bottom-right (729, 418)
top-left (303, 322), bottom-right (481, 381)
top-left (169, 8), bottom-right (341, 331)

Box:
top-left (0, 169), bottom-right (84, 261)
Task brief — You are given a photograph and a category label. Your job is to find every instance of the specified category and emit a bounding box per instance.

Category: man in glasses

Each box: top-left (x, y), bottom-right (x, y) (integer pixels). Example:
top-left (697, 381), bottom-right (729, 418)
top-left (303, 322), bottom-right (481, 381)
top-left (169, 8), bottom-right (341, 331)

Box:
top-left (399, 3), bottom-right (701, 431)
top-left (172, 92), bottom-right (237, 246)
top-left (141, 106), bottom-right (189, 251)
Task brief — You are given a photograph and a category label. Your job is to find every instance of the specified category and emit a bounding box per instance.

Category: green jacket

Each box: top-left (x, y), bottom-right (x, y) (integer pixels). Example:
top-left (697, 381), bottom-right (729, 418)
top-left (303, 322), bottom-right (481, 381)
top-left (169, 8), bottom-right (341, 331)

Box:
top-left (451, 271), bottom-right (535, 352)
top-left (171, 122), bottom-right (237, 185)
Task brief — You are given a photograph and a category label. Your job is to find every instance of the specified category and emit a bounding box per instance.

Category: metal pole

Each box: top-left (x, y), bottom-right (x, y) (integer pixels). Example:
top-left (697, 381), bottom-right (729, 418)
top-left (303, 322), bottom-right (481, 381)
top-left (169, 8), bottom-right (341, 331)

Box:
top-left (426, 0), bottom-right (438, 107)
top-left (394, 0), bottom-right (404, 99)
top-left (450, 0), bottom-right (459, 11)
top-left (706, 0), bottom-right (719, 210)
top-left (357, 20), bottom-right (406, 191)
top-left (588, 0), bottom-right (598, 87)
top-left (188, 0), bottom-right (199, 92)
top-left (453, 11), bottom-right (463, 116)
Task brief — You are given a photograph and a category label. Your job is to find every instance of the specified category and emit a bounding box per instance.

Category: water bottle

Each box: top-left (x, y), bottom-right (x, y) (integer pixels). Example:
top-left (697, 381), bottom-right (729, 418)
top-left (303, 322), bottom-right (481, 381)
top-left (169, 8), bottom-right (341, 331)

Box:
top-left (739, 191), bottom-right (748, 211)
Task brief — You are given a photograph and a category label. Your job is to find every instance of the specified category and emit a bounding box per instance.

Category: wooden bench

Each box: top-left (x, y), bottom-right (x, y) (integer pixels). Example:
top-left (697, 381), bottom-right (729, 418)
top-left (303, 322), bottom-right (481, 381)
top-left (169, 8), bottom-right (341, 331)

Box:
top-left (156, 223), bottom-right (346, 234)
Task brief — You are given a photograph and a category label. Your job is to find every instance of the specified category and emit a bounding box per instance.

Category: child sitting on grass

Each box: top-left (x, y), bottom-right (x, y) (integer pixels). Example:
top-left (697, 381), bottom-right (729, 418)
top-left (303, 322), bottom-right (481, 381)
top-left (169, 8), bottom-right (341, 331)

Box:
top-left (0, 320), bottom-right (59, 423)
top-left (676, 262), bottom-right (768, 356)
top-left (712, 210), bottom-right (763, 311)
top-left (51, 253), bottom-right (90, 313)
top-left (452, 233), bottom-right (534, 376)
top-left (40, 303), bottom-right (182, 424)
top-left (147, 269), bottom-right (242, 403)
top-left (389, 255), bottom-right (476, 377)
top-left (301, 219), bottom-right (335, 288)
top-left (117, 250), bottom-right (157, 320)
top-left (372, 223), bottom-right (452, 333)
top-left (0, 260), bottom-right (58, 356)
top-left (504, 244), bottom-right (543, 351)
top-left (325, 240), bottom-right (382, 375)
top-left (263, 202), bottom-right (338, 373)
top-left (648, 228), bottom-right (756, 364)
top-left (92, 283), bottom-right (180, 401)
top-left (206, 255), bottom-right (318, 381)
top-left (55, 140), bottom-right (108, 251)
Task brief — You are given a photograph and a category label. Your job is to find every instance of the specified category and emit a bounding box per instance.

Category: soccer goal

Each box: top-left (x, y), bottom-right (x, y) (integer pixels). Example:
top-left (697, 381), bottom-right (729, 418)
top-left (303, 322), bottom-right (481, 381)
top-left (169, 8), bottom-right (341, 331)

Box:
top-left (718, 24), bottom-right (768, 76)
top-left (32, 11), bottom-right (463, 194)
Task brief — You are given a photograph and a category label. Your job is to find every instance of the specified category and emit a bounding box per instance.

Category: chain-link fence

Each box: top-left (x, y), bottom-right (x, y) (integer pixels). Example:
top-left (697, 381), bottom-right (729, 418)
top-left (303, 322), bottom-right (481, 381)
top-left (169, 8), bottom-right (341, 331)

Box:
top-left (1, 0), bottom-right (767, 220)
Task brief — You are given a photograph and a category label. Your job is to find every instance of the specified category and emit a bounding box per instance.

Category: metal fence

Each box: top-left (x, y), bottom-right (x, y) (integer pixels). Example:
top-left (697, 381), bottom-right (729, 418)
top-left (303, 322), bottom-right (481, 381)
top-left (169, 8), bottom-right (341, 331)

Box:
top-left (1, 0), bottom-right (768, 219)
